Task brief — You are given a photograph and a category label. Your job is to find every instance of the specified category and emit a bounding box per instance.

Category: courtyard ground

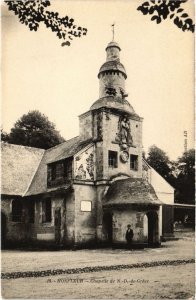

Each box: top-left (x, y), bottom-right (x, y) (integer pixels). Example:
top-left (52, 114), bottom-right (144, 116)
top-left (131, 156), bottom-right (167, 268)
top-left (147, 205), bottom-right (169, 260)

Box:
top-left (1, 232), bottom-right (195, 299)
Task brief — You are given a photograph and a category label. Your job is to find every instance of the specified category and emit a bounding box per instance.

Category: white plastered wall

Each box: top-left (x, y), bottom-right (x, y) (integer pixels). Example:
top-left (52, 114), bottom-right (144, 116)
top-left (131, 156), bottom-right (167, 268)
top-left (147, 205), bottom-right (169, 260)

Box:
top-left (142, 159), bottom-right (175, 236)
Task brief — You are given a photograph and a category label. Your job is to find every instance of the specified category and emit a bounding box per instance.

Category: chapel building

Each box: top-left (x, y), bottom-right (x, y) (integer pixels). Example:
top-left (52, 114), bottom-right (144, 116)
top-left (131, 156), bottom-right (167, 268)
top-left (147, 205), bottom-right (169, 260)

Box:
top-left (1, 41), bottom-right (174, 248)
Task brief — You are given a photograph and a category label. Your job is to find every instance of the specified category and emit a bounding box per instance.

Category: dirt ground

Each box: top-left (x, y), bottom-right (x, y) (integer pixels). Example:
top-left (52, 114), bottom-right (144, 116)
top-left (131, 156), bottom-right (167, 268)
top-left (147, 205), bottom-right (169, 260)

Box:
top-left (1, 232), bottom-right (195, 299)
top-left (1, 232), bottom-right (194, 273)
top-left (2, 264), bottom-right (195, 299)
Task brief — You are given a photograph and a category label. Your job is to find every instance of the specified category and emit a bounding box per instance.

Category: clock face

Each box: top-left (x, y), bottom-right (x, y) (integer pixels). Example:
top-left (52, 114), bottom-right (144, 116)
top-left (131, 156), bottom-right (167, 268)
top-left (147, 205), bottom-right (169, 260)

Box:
top-left (120, 151), bottom-right (129, 163)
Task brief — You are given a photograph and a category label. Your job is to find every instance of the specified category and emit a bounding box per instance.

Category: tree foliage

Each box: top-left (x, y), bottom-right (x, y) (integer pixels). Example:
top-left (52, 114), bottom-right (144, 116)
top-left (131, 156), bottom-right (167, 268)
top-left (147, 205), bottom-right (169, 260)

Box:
top-left (175, 149), bottom-right (195, 204)
top-left (137, 0), bottom-right (194, 32)
top-left (2, 110), bottom-right (65, 149)
top-left (4, 0), bottom-right (87, 46)
top-left (146, 145), bottom-right (195, 204)
top-left (1, 129), bottom-right (10, 143)
top-left (146, 145), bottom-right (172, 182)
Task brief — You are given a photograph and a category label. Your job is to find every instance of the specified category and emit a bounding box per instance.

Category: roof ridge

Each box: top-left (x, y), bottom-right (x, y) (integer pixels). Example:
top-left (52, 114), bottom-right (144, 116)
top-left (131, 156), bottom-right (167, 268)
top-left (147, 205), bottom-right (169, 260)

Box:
top-left (1, 142), bottom-right (45, 152)
top-left (142, 158), bottom-right (152, 169)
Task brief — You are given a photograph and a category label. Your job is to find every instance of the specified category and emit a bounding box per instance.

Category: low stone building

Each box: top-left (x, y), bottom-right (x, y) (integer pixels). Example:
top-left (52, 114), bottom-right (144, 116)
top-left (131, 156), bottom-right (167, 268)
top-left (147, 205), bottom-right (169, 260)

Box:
top-left (1, 40), bottom-right (174, 249)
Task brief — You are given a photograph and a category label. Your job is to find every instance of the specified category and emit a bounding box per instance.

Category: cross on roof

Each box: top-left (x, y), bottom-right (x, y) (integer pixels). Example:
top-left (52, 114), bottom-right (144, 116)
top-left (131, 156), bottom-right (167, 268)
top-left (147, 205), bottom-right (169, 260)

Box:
top-left (111, 23), bottom-right (115, 41)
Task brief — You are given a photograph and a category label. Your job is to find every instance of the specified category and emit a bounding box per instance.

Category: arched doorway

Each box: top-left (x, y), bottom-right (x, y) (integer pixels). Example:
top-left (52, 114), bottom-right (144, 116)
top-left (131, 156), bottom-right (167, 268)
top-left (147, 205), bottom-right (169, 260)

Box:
top-left (103, 212), bottom-right (113, 245)
top-left (147, 211), bottom-right (159, 246)
top-left (1, 212), bottom-right (7, 249)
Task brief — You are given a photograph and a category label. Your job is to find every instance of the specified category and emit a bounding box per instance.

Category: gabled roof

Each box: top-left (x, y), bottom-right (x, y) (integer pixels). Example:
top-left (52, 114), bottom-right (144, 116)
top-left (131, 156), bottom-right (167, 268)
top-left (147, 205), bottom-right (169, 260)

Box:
top-left (104, 178), bottom-right (162, 207)
top-left (1, 143), bottom-right (44, 196)
top-left (1, 137), bottom-right (93, 197)
top-left (25, 136), bottom-right (92, 196)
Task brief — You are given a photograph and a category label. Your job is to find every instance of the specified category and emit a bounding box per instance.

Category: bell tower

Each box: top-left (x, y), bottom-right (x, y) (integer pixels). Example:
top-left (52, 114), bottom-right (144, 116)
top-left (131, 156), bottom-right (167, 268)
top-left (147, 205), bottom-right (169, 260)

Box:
top-left (79, 38), bottom-right (143, 181)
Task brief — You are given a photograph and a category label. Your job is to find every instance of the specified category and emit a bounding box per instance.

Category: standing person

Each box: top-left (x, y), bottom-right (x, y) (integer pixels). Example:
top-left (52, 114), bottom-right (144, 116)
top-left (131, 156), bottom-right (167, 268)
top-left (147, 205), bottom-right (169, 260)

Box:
top-left (126, 224), bottom-right (134, 249)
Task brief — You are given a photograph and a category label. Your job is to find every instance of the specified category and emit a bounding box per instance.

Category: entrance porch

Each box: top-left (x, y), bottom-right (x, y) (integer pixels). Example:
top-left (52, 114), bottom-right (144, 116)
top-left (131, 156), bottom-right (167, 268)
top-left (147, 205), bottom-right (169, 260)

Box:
top-left (102, 178), bottom-right (162, 248)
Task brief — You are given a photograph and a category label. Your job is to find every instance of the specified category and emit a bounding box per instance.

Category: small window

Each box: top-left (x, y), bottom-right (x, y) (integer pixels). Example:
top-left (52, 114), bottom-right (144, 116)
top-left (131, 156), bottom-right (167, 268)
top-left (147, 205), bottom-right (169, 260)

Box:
top-left (130, 154), bottom-right (138, 171)
top-left (47, 159), bottom-right (72, 187)
top-left (47, 164), bottom-right (57, 181)
top-left (12, 199), bottom-right (23, 222)
top-left (81, 201), bottom-right (92, 212)
top-left (108, 151), bottom-right (118, 168)
top-left (42, 199), bottom-right (52, 223)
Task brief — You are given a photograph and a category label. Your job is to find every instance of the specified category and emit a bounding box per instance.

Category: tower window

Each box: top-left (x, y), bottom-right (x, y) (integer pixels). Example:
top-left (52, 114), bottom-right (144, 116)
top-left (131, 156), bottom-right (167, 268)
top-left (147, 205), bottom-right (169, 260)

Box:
top-left (108, 151), bottom-right (118, 168)
top-left (130, 155), bottom-right (138, 171)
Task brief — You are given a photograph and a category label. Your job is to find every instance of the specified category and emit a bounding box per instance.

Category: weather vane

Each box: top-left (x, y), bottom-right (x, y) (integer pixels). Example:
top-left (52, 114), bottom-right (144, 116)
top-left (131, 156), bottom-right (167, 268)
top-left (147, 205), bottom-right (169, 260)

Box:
top-left (111, 23), bottom-right (115, 41)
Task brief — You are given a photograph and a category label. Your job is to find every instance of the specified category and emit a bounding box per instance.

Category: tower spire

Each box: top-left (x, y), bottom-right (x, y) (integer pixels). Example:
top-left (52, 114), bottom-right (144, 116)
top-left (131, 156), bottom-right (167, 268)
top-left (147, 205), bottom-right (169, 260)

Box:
top-left (111, 23), bottom-right (115, 41)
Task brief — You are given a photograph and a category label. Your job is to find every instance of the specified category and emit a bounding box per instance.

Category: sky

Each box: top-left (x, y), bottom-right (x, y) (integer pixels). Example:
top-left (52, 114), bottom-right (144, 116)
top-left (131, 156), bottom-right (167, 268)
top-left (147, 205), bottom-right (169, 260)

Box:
top-left (1, 0), bottom-right (195, 160)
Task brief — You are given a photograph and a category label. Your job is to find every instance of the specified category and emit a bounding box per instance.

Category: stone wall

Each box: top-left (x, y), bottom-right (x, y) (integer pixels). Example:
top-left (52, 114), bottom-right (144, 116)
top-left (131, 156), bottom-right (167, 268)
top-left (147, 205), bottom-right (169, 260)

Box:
top-left (112, 209), bottom-right (147, 244)
top-left (78, 106), bottom-right (143, 182)
top-left (99, 72), bottom-right (125, 98)
top-left (95, 142), bottom-right (104, 180)
top-left (95, 184), bottom-right (109, 242)
top-left (1, 192), bottom-right (75, 248)
top-left (64, 191), bottom-right (75, 246)
top-left (101, 110), bottom-right (143, 180)
top-left (79, 111), bottom-right (93, 141)
top-left (1, 196), bottom-right (33, 243)
top-left (73, 183), bottom-right (97, 246)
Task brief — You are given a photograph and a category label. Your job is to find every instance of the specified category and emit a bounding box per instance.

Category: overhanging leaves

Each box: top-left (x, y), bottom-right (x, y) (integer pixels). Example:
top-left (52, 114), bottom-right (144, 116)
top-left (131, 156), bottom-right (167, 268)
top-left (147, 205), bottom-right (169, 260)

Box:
top-left (137, 0), bottom-right (194, 32)
top-left (4, 0), bottom-right (88, 46)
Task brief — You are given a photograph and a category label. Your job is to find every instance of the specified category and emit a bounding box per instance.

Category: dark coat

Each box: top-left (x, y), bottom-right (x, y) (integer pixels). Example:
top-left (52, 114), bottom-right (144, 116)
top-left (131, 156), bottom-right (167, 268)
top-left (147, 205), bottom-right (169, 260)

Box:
top-left (126, 228), bottom-right (133, 242)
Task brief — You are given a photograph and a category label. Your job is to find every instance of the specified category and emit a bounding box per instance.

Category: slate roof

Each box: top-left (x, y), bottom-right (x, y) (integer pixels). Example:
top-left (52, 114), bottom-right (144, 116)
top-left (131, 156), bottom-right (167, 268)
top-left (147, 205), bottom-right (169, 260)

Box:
top-left (98, 61), bottom-right (127, 79)
top-left (104, 178), bottom-right (162, 207)
top-left (25, 136), bottom-right (92, 196)
top-left (1, 143), bottom-right (44, 196)
top-left (90, 96), bottom-right (141, 119)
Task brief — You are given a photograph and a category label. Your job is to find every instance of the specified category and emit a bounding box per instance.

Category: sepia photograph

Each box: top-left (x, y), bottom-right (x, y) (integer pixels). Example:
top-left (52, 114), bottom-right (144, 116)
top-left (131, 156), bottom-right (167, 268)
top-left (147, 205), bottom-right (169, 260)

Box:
top-left (1, 0), bottom-right (195, 299)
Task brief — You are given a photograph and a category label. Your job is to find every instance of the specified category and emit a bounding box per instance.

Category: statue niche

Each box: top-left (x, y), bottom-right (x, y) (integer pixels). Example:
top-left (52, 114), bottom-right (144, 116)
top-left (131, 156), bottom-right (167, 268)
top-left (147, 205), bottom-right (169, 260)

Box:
top-left (115, 115), bottom-right (133, 149)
